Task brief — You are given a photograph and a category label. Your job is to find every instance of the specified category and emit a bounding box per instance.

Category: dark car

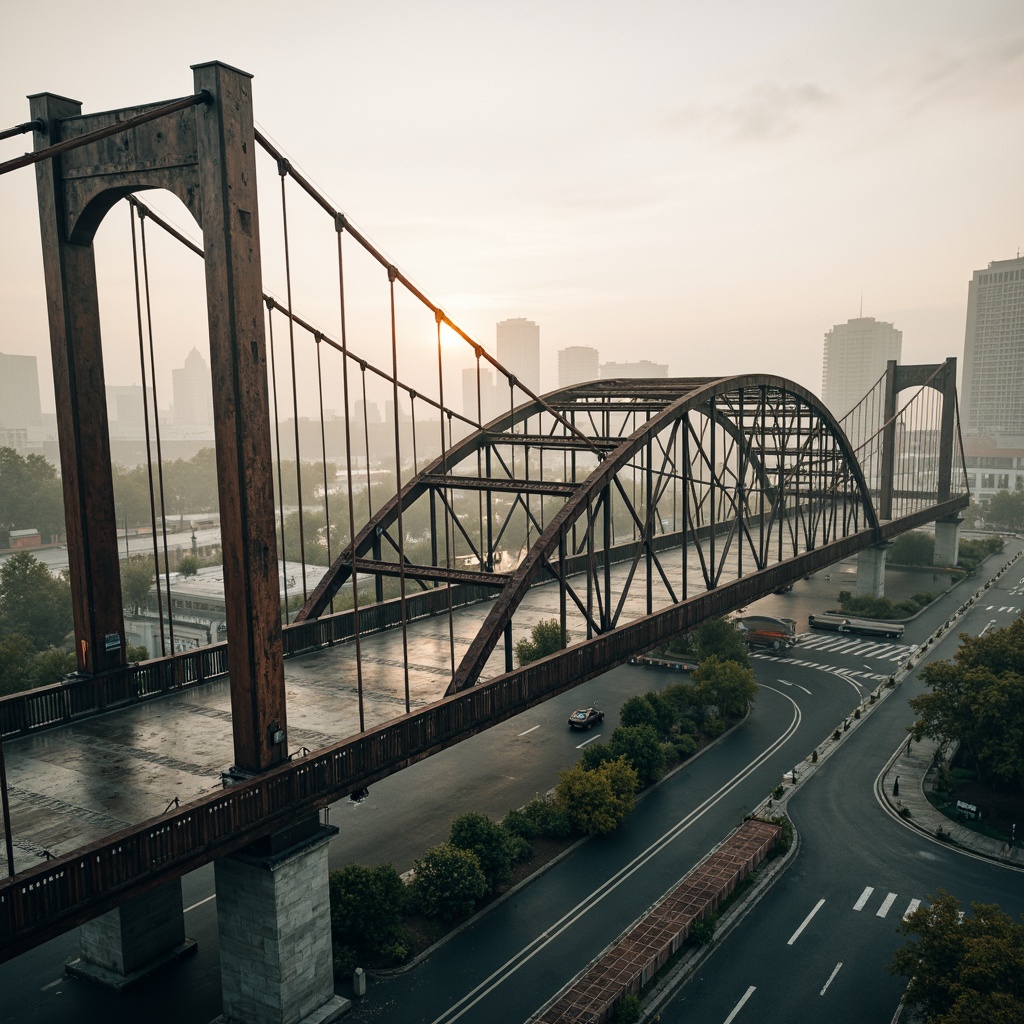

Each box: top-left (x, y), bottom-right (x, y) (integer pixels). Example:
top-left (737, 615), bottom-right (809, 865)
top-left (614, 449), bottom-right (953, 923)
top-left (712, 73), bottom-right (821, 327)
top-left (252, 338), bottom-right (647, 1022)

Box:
top-left (568, 707), bottom-right (604, 730)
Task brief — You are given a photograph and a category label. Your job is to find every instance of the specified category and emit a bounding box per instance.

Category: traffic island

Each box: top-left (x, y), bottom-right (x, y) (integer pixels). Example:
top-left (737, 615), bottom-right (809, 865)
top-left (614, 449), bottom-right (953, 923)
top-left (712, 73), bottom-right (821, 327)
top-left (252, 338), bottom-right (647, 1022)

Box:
top-left (529, 818), bottom-right (782, 1024)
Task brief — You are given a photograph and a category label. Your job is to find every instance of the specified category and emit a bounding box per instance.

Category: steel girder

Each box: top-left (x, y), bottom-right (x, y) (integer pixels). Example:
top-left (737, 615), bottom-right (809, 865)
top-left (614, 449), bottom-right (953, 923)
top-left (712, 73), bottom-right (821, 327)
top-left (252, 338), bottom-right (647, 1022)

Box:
top-left (297, 374), bottom-right (878, 692)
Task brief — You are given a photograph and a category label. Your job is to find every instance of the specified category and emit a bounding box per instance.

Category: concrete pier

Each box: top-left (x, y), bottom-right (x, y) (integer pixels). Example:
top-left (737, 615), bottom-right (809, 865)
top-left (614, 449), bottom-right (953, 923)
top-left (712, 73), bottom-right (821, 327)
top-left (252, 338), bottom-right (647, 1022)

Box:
top-left (857, 544), bottom-right (887, 598)
top-left (213, 817), bottom-right (348, 1024)
top-left (65, 878), bottom-right (195, 989)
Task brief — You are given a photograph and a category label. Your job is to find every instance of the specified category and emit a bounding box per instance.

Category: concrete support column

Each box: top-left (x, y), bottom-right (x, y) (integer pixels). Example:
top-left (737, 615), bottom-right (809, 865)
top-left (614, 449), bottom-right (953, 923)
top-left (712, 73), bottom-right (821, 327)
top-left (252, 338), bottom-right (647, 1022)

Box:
top-left (857, 544), bottom-right (887, 598)
top-left (66, 878), bottom-right (195, 989)
top-left (214, 819), bottom-right (347, 1024)
top-left (933, 518), bottom-right (961, 568)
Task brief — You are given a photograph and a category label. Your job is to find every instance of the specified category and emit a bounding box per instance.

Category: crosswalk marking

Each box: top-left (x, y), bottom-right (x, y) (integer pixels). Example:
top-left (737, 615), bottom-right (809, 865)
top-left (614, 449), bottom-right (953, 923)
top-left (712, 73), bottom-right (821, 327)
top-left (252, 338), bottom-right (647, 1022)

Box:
top-left (853, 886), bottom-right (874, 911)
top-left (903, 899), bottom-right (921, 920)
top-left (876, 892), bottom-right (898, 918)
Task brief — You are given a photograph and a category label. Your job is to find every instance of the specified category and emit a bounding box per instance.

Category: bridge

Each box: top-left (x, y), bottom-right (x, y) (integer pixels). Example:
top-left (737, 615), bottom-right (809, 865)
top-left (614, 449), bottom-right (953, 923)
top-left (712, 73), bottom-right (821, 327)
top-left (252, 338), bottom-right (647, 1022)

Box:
top-left (0, 63), bottom-right (968, 1021)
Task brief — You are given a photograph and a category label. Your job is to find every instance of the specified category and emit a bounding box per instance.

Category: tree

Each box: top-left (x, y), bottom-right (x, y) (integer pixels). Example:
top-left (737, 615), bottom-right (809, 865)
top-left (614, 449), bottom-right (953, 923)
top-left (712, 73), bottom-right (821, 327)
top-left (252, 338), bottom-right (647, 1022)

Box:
top-left (0, 448), bottom-right (65, 546)
top-left (120, 557), bottom-right (155, 615)
top-left (609, 724), bottom-right (666, 786)
top-left (26, 647), bottom-right (76, 689)
top-left (329, 863), bottom-right (407, 961)
top-left (177, 554), bottom-right (200, 577)
top-left (0, 552), bottom-right (73, 649)
top-left (692, 655), bottom-right (758, 718)
top-left (619, 694), bottom-right (658, 731)
top-left (663, 617), bottom-right (750, 668)
top-left (889, 530), bottom-right (935, 566)
top-left (412, 844), bottom-right (487, 922)
top-left (0, 632), bottom-right (34, 696)
top-left (556, 756), bottom-right (638, 834)
top-left (889, 890), bottom-right (1024, 1022)
top-left (910, 617), bottom-right (1024, 788)
top-left (449, 812), bottom-right (515, 893)
top-left (514, 618), bottom-right (566, 666)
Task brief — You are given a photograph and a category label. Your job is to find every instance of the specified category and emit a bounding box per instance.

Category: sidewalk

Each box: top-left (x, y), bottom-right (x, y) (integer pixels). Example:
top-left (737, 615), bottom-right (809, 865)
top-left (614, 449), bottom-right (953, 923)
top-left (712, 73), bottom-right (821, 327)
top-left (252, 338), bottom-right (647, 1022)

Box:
top-left (879, 734), bottom-right (1024, 866)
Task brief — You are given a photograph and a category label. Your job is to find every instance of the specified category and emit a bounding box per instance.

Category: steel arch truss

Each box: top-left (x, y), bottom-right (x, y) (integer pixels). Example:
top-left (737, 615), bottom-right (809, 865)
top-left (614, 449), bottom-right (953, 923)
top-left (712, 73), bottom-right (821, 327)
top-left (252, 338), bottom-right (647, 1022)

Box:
top-left (298, 375), bottom-right (878, 692)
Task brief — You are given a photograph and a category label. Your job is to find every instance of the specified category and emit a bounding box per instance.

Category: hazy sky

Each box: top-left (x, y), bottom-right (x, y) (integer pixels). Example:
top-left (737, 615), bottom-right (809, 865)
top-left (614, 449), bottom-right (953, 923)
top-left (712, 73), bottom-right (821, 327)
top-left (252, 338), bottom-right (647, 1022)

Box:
top-left (2, 1), bottom-right (1022, 414)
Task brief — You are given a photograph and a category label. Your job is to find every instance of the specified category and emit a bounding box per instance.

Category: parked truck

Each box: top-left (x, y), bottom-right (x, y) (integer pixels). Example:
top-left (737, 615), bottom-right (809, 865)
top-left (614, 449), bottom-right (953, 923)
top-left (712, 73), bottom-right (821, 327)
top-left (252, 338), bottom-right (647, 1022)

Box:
top-left (735, 615), bottom-right (798, 651)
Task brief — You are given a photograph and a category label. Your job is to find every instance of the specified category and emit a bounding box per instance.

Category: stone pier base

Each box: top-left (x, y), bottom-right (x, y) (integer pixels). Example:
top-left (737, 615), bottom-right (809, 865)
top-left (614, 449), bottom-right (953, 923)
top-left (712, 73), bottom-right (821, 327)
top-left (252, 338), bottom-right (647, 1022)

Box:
top-left (857, 544), bottom-right (887, 598)
top-left (933, 518), bottom-right (961, 568)
top-left (66, 878), bottom-right (196, 990)
top-left (213, 817), bottom-right (348, 1024)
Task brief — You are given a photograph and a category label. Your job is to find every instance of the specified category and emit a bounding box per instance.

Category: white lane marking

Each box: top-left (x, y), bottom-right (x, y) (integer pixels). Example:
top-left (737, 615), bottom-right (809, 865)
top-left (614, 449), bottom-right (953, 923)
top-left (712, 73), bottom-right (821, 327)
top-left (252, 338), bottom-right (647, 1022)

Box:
top-left (876, 892), bottom-right (898, 918)
top-left (903, 899), bottom-right (921, 920)
top-left (724, 986), bottom-right (757, 1023)
top-left (778, 679), bottom-right (812, 695)
top-left (979, 620), bottom-right (997, 636)
top-left (575, 734), bottom-right (603, 749)
top-left (820, 962), bottom-right (842, 996)
top-left (518, 725), bottom-right (540, 736)
top-left (853, 886), bottom-right (874, 911)
top-left (40, 979), bottom-right (62, 991)
top-left (787, 898), bottom-right (826, 945)
top-left (863, 664), bottom-right (875, 672)
top-left (429, 686), bottom-right (802, 1024)
top-left (184, 894), bottom-right (216, 913)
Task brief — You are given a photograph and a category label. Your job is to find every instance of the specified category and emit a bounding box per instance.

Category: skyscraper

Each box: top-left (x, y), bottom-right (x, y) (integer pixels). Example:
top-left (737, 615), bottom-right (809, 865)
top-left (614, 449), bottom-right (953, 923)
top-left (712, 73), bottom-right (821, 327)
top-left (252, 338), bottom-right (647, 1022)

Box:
top-left (601, 359), bottom-right (669, 379)
top-left (961, 255), bottom-right (1024, 439)
top-left (172, 347), bottom-right (214, 435)
top-left (0, 352), bottom-right (42, 431)
top-left (496, 318), bottom-right (540, 395)
top-left (821, 316), bottom-right (902, 422)
top-left (558, 346), bottom-right (600, 387)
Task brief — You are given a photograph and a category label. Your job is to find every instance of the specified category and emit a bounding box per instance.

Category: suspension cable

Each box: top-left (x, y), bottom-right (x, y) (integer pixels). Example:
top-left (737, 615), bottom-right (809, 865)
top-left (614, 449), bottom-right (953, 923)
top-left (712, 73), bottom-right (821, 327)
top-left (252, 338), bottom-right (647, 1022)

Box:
top-left (435, 310), bottom-right (457, 681)
top-left (0, 92), bottom-right (209, 177)
top-left (129, 205), bottom-right (167, 658)
top-left (336, 221), bottom-right (366, 731)
top-left (314, 333), bottom-right (334, 611)
top-left (277, 160), bottom-right (308, 602)
top-left (388, 267), bottom-right (412, 714)
top-left (266, 302), bottom-right (291, 622)
top-left (138, 210), bottom-right (176, 656)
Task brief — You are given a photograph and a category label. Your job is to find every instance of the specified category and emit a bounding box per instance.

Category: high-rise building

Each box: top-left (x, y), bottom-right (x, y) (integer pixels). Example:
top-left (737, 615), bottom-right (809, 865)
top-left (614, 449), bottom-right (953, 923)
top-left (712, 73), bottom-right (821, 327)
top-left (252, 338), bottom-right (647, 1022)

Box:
top-left (172, 347), bottom-right (214, 434)
top-left (0, 352), bottom-right (42, 431)
top-left (496, 318), bottom-right (540, 395)
top-left (821, 316), bottom-right (902, 422)
top-left (558, 346), bottom-right (600, 388)
top-left (961, 255), bottom-right (1024, 439)
top-left (601, 359), bottom-right (669, 379)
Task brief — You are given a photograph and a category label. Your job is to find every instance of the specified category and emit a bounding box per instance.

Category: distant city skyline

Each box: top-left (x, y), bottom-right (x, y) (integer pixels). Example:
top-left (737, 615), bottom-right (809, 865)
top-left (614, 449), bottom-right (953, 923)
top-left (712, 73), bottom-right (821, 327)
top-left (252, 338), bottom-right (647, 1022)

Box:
top-left (822, 316), bottom-right (903, 423)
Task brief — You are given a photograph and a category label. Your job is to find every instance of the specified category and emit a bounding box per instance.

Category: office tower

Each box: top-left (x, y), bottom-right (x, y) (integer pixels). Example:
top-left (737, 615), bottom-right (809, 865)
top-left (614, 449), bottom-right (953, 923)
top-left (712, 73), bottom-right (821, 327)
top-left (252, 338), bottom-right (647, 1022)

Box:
top-left (961, 255), bottom-right (1024, 438)
top-left (0, 352), bottom-right (42, 430)
top-left (821, 317), bottom-right (902, 422)
top-left (600, 359), bottom-right (669, 379)
top-left (105, 385), bottom-right (153, 438)
top-left (558, 346), bottom-right (600, 388)
top-left (172, 347), bottom-right (214, 434)
top-left (496, 318), bottom-right (540, 395)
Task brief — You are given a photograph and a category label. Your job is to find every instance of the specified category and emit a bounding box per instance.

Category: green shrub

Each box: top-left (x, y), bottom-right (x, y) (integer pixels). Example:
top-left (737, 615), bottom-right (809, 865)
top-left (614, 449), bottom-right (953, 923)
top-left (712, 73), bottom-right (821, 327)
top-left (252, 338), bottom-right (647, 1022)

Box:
top-left (449, 812), bottom-right (515, 892)
top-left (674, 734), bottom-right (697, 759)
top-left (614, 994), bottom-right (642, 1023)
top-left (556, 757), bottom-right (638, 835)
top-left (619, 694), bottom-right (658, 730)
top-left (677, 716), bottom-right (698, 736)
top-left (579, 741), bottom-right (615, 772)
top-left (412, 844), bottom-right (487, 921)
top-left (328, 863), bottom-right (407, 963)
top-left (521, 797), bottom-right (572, 840)
top-left (610, 724), bottom-right (666, 786)
top-left (770, 814), bottom-right (794, 853)
top-left (703, 716), bottom-right (726, 740)
top-left (691, 912), bottom-right (719, 946)
top-left (502, 808), bottom-right (537, 841)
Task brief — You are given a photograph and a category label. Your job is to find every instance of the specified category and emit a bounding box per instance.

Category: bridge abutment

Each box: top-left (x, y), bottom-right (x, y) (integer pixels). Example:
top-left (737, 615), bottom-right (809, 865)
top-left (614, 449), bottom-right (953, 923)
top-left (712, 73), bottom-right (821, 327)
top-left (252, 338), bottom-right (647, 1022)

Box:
top-left (857, 544), bottom-right (888, 598)
top-left (65, 878), bottom-right (195, 989)
top-left (213, 817), bottom-right (347, 1024)
top-left (933, 517), bottom-right (961, 568)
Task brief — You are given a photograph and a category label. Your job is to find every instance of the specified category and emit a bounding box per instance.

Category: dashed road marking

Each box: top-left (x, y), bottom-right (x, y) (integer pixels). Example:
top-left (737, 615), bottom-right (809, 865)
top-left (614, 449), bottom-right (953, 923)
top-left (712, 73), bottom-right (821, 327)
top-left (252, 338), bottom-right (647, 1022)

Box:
top-left (853, 886), bottom-right (874, 911)
top-left (575, 734), bottom-right (603, 749)
top-left (820, 962), bottom-right (843, 996)
top-left (876, 892), bottom-right (898, 918)
top-left (518, 725), bottom-right (540, 736)
top-left (903, 899), bottom-right (921, 920)
top-left (724, 986), bottom-right (757, 1023)
top-left (788, 898), bottom-right (826, 945)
